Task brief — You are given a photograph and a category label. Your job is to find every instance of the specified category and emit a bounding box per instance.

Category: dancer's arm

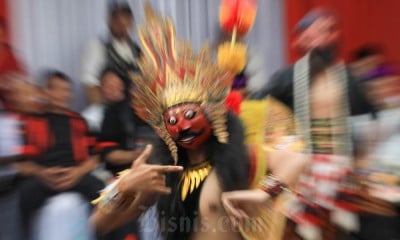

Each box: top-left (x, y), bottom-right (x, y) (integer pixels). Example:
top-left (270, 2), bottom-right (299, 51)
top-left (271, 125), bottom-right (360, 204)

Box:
top-left (90, 145), bottom-right (182, 234)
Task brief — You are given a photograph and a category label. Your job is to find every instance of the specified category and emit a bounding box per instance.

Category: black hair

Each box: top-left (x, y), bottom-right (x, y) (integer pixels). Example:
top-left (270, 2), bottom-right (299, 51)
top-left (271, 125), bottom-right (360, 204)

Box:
top-left (351, 44), bottom-right (384, 61)
top-left (44, 70), bottom-right (72, 87)
top-left (108, 2), bottom-right (133, 20)
top-left (99, 67), bottom-right (124, 84)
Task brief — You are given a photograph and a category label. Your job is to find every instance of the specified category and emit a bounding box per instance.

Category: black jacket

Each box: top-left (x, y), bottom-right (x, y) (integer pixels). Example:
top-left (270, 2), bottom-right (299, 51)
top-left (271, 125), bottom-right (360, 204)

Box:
top-left (99, 100), bottom-right (156, 175)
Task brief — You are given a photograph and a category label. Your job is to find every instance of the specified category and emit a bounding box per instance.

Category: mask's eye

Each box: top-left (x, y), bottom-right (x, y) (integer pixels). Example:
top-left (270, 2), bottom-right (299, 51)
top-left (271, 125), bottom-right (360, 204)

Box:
top-left (168, 116), bottom-right (177, 125)
top-left (184, 110), bottom-right (196, 119)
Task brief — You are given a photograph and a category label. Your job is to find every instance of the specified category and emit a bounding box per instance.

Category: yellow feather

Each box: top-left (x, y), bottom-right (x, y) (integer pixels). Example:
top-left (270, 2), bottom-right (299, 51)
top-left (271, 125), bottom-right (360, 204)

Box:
top-left (193, 170), bottom-right (201, 189)
top-left (189, 171), bottom-right (196, 194)
top-left (217, 42), bottom-right (247, 75)
top-left (199, 168), bottom-right (206, 181)
top-left (181, 173), bottom-right (190, 201)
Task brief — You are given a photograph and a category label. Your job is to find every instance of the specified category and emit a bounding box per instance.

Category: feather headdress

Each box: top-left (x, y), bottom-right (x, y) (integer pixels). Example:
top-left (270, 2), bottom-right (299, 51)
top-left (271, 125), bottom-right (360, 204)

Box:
top-left (131, 5), bottom-right (234, 163)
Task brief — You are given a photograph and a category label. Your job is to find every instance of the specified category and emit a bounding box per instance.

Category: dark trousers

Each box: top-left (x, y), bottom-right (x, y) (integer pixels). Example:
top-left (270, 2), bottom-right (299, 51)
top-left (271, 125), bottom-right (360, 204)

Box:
top-left (0, 189), bottom-right (22, 240)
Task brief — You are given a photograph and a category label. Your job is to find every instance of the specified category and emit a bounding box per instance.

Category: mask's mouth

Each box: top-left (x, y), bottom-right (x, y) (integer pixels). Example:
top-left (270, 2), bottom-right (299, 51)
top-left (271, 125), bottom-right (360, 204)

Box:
top-left (176, 129), bottom-right (204, 144)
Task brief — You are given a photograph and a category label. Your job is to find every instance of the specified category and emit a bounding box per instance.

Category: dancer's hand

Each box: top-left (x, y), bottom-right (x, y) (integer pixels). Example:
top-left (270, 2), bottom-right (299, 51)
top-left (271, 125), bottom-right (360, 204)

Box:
top-left (221, 189), bottom-right (270, 227)
top-left (118, 145), bottom-right (183, 196)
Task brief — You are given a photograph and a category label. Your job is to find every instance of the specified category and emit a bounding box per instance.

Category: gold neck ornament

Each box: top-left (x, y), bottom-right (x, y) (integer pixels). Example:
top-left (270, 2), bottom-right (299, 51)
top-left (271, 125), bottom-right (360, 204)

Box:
top-left (180, 161), bottom-right (212, 201)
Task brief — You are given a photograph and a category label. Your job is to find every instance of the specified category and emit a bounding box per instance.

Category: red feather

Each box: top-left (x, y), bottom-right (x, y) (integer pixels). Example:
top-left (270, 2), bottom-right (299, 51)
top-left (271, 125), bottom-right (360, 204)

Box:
top-left (220, 0), bottom-right (257, 35)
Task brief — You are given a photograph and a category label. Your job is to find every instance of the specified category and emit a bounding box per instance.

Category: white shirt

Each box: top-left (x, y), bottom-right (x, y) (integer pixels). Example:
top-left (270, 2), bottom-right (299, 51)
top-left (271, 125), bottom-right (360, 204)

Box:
top-left (81, 104), bottom-right (105, 132)
top-left (80, 37), bottom-right (136, 87)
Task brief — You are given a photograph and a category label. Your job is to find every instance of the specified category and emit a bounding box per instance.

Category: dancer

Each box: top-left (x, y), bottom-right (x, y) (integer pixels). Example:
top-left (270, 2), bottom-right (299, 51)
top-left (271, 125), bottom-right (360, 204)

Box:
top-left (91, 6), bottom-right (307, 240)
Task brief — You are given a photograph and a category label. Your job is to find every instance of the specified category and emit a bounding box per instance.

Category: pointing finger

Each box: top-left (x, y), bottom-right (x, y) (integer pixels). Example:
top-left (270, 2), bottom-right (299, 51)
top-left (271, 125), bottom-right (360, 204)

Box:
top-left (133, 144), bottom-right (153, 166)
top-left (152, 165), bottom-right (183, 173)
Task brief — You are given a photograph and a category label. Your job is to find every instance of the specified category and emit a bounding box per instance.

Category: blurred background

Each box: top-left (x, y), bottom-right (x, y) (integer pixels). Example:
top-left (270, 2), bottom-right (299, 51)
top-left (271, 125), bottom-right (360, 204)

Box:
top-left (3, 0), bottom-right (285, 110)
top-left (0, 0), bottom-right (399, 110)
top-left (0, 0), bottom-right (399, 240)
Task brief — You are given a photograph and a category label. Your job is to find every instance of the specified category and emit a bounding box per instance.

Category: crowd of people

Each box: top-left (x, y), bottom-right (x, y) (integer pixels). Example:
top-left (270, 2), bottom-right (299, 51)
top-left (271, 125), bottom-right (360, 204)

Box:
top-left (0, 2), bottom-right (399, 240)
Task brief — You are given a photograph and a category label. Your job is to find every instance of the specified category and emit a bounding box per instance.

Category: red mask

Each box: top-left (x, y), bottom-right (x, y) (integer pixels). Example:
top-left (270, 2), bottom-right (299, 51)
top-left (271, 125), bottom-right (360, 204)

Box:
top-left (163, 103), bottom-right (212, 149)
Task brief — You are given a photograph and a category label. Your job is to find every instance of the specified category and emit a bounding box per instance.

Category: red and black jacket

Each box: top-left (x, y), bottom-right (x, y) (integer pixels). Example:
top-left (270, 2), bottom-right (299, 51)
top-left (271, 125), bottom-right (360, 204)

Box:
top-left (19, 111), bottom-right (96, 164)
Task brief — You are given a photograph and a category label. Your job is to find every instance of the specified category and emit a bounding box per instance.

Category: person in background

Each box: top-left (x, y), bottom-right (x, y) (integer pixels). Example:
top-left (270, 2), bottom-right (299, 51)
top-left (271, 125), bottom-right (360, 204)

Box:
top-left (12, 71), bottom-right (104, 237)
top-left (251, 8), bottom-right (376, 240)
top-left (4, 77), bottom-right (48, 162)
top-left (362, 66), bottom-right (400, 110)
top-left (2, 78), bottom-right (49, 240)
top-left (81, 67), bottom-right (125, 135)
top-left (350, 45), bottom-right (400, 110)
top-left (81, 1), bottom-right (141, 105)
top-left (349, 44), bottom-right (386, 81)
top-left (82, 66), bottom-right (145, 240)
top-left (95, 70), bottom-right (157, 237)
top-left (0, 76), bottom-right (28, 240)
top-left (98, 64), bottom-right (156, 178)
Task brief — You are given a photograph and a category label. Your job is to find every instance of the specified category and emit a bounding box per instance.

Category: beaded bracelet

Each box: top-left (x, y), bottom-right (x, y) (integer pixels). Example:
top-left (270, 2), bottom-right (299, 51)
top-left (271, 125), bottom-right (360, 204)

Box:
top-left (258, 174), bottom-right (289, 198)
